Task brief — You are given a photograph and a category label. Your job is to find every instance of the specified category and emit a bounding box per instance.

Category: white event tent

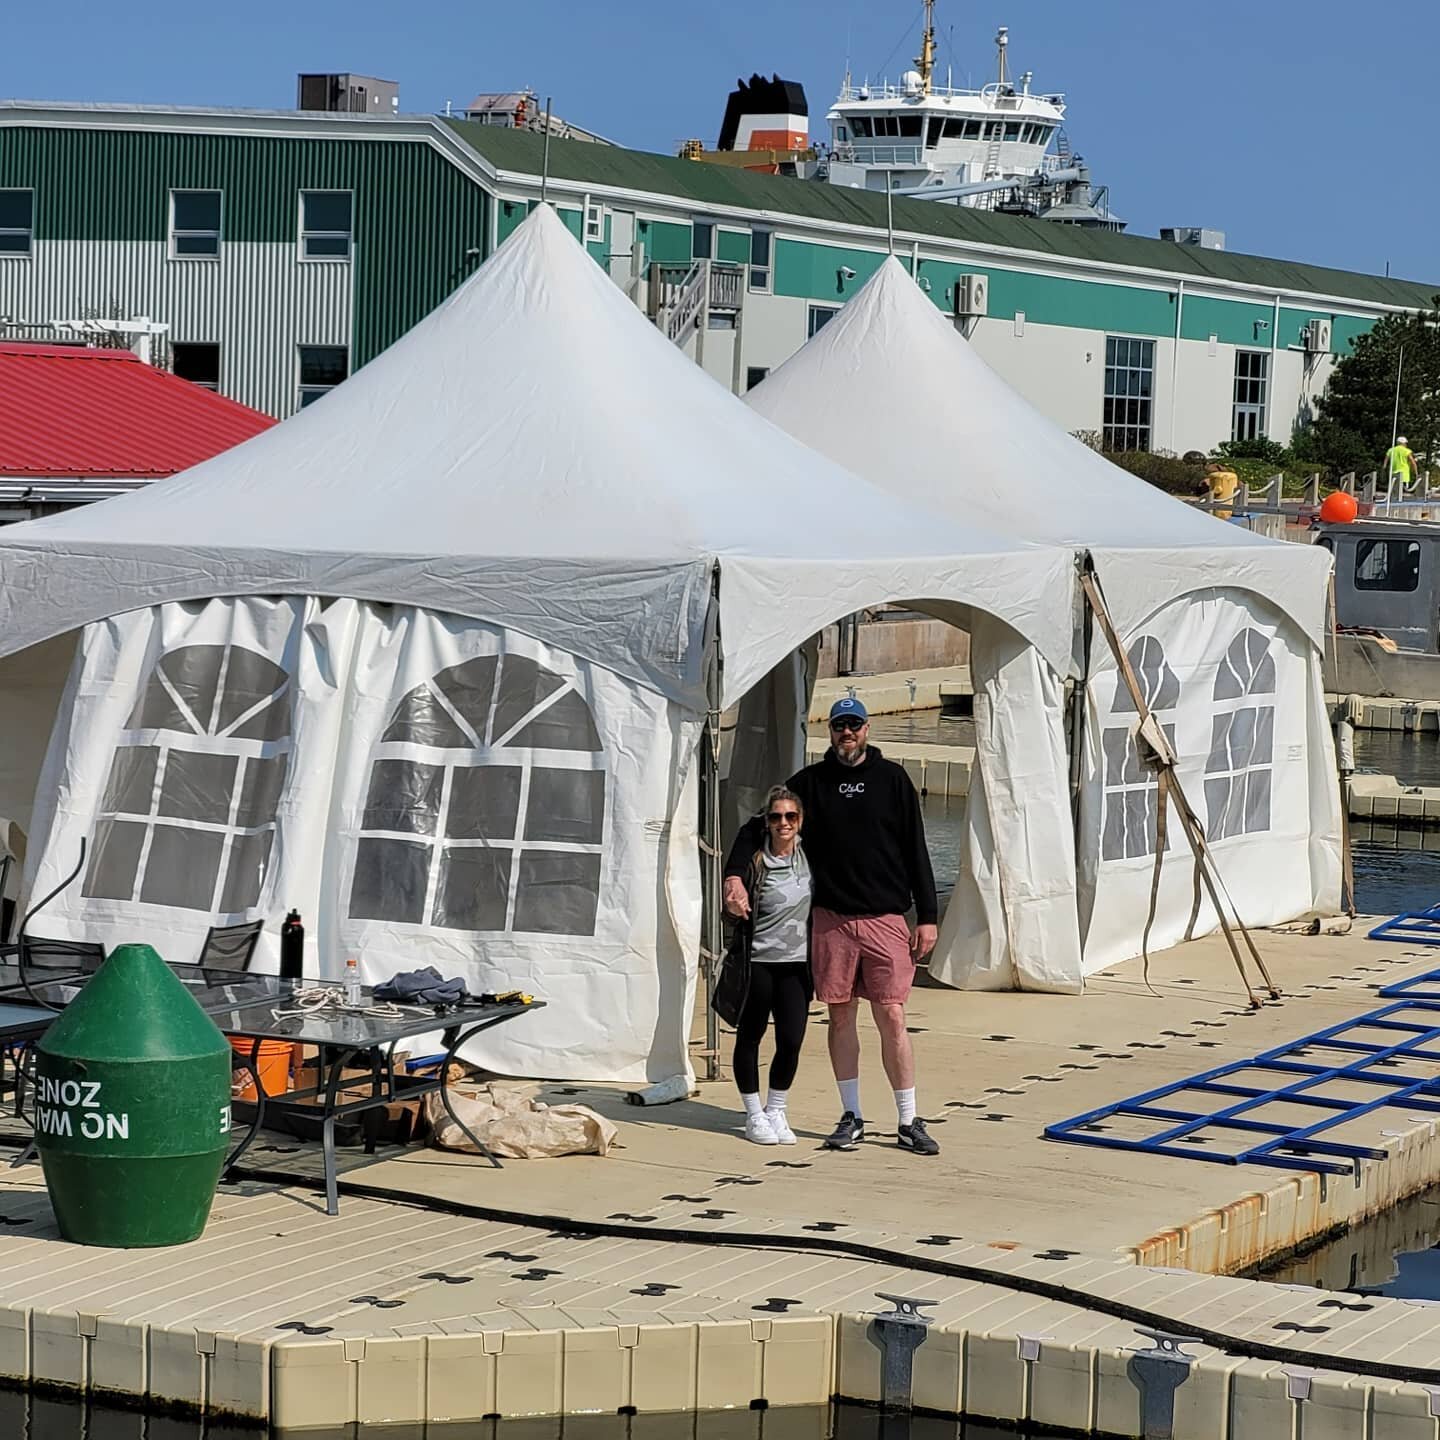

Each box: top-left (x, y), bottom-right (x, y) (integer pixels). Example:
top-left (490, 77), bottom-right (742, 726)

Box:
top-left (746, 259), bottom-right (1341, 989)
top-left (0, 207), bottom-right (1080, 1082)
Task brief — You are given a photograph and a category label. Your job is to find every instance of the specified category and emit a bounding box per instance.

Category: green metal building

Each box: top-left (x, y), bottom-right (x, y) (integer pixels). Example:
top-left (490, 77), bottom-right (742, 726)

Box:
top-left (1, 101), bottom-right (1433, 452)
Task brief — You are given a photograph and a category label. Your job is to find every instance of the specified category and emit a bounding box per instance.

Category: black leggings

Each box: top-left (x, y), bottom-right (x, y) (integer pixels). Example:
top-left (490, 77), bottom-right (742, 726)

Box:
top-left (733, 962), bottom-right (810, 1095)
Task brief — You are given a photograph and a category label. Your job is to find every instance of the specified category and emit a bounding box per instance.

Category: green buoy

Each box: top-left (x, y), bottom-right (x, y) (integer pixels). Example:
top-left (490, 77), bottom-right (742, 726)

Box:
top-left (34, 943), bottom-right (233, 1247)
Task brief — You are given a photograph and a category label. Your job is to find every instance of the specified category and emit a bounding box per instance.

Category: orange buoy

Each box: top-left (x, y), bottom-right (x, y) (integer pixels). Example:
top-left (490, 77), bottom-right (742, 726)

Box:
top-left (1319, 491), bottom-right (1358, 524)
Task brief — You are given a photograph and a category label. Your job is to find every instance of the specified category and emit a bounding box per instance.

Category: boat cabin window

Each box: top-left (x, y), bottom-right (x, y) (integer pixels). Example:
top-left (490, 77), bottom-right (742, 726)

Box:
top-left (850, 116), bottom-right (872, 138)
top-left (1003, 121), bottom-right (1022, 141)
top-left (964, 119), bottom-right (983, 139)
top-left (984, 120), bottom-right (1002, 140)
top-left (927, 118), bottom-right (943, 147)
top-left (1355, 538), bottom-right (1422, 593)
top-left (897, 115), bottom-right (922, 137)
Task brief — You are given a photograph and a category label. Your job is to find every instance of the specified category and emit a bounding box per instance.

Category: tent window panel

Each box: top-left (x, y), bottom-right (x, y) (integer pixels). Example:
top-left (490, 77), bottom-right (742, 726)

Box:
top-left (220, 829), bottom-right (273, 913)
top-left (157, 750), bottom-right (238, 825)
top-left (129, 645), bottom-right (224, 732)
top-left (507, 688), bottom-right (601, 751)
top-left (101, 745), bottom-right (159, 816)
top-left (446, 765), bottom-right (523, 840)
top-left (1111, 636), bottom-right (1179, 713)
top-left (217, 648), bottom-right (290, 732)
top-left (139, 825), bottom-right (224, 910)
top-left (235, 754), bottom-right (289, 827)
top-left (350, 837), bottom-right (430, 924)
top-left (1244, 769), bottom-right (1272, 834)
top-left (525, 767), bottom-right (605, 844)
top-left (1102, 727), bottom-right (1132, 786)
top-left (433, 657), bottom-right (500, 736)
top-left (83, 819), bottom-right (146, 901)
top-left (491, 656), bottom-right (569, 742)
top-left (362, 759), bottom-right (444, 835)
top-left (433, 847), bottom-right (512, 931)
top-left (1215, 628), bottom-right (1276, 699)
top-left (382, 685), bottom-right (473, 747)
top-left (513, 851), bottom-right (602, 934)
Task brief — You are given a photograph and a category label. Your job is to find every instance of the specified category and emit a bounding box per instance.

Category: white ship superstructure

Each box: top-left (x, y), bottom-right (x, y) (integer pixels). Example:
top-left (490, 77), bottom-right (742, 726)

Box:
top-left (824, 7), bottom-right (1122, 228)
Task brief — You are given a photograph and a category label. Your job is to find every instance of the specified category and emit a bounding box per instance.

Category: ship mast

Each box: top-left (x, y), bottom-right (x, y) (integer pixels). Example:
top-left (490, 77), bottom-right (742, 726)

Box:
top-left (915, 0), bottom-right (936, 95)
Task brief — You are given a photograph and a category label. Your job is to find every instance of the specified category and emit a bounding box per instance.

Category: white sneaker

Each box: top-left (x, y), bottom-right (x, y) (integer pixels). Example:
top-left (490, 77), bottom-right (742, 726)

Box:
top-left (766, 1110), bottom-right (797, 1145)
top-left (744, 1111), bottom-right (779, 1145)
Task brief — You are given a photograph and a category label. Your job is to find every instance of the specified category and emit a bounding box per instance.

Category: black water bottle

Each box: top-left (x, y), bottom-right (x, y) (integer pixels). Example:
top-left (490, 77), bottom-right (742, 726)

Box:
top-left (280, 909), bottom-right (305, 981)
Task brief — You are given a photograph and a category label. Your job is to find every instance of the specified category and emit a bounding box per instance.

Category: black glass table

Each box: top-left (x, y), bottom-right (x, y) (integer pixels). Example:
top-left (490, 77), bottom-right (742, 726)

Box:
top-left (0, 966), bottom-right (542, 1215)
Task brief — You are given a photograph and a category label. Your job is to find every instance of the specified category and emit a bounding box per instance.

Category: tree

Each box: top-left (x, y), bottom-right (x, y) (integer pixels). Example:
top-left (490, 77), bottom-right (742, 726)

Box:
top-left (1293, 298), bottom-right (1440, 478)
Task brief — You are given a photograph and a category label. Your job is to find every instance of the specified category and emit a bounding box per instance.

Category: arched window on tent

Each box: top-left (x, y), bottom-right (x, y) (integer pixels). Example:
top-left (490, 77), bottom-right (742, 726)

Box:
top-left (1205, 628), bottom-right (1276, 841)
top-left (83, 644), bottom-right (291, 912)
top-left (350, 653), bottom-right (605, 936)
top-left (1101, 635), bottom-right (1179, 862)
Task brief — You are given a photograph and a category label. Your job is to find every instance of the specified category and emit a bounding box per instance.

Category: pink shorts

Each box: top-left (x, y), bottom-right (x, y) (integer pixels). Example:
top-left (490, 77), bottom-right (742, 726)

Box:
top-left (811, 908), bottom-right (915, 1005)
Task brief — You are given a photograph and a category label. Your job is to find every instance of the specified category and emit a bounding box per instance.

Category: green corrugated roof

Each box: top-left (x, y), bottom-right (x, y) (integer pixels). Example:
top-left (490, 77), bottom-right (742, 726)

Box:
top-left (445, 120), bottom-right (1438, 311)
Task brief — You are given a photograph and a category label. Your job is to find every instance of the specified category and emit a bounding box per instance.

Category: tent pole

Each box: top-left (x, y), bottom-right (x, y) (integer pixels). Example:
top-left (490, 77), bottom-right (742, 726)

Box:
top-left (700, 566), bottom-right (724, 1084)
top-left (1067, 552), bottom-right (1094, 838)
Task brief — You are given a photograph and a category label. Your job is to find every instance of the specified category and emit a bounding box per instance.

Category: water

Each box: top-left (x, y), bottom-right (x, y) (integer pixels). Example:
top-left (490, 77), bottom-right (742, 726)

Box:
top-left (39, 1397), bottom-right (1076, 1439)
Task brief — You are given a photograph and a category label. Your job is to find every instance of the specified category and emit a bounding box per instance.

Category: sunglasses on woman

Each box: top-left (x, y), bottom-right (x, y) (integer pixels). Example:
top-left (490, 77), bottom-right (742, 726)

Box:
top-left (767, 810), bottom-right (800, 824)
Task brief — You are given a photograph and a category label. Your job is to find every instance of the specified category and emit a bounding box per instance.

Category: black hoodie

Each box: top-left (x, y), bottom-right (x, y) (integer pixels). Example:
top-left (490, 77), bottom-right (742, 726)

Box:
top-left (725, 744), bottom-right (938, 926)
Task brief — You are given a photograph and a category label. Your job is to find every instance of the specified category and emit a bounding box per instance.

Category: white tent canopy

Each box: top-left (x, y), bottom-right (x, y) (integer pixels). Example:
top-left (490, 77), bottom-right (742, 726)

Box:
top-left (0, 208), bottom-right (1083, 1080)
top-left (747, 259), bottom-right (1341, 988)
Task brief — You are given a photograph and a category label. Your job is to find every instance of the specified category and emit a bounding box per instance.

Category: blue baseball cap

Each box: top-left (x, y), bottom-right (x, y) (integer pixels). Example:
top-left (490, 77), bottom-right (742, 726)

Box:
top-left (828, 696), bottom-right (868, 724)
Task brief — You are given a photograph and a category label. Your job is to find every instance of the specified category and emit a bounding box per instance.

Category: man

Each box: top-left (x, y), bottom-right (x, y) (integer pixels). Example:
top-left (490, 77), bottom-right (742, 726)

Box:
top-left (1387, 436), bottom-right (1418, 493)
top-left (1204, 460), bottom-right (1240, 522)
top-left (723, 695), bottom-right (940, 1157)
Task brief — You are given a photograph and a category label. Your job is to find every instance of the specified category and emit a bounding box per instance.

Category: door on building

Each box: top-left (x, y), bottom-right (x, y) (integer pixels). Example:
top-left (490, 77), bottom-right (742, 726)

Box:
top-left (609, 210), bottom-right (637, 292)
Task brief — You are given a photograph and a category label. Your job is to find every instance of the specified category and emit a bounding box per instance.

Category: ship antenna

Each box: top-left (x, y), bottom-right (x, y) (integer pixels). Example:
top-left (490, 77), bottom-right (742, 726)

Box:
top-left (915, 0), bottom-right (936, 95)
top-left (995, 26), bottom-right (1009, 87)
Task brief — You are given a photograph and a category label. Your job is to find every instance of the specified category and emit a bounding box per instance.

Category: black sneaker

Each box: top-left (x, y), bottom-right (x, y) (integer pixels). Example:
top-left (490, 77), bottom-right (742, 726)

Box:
top-left (823, 1111), bottom-right (865, 1150)
top-left (897, 1118), bottom-right (940, 1156)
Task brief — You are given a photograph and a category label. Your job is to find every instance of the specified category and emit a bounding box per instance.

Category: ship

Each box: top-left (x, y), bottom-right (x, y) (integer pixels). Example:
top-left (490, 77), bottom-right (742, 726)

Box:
top-left (687, 0), bottom-right (1122, 230)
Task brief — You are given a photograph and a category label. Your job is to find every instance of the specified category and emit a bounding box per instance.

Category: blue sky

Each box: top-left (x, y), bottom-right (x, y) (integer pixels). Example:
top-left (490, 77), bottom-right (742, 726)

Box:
top-left (6, 0), bottom-right (1437, 284)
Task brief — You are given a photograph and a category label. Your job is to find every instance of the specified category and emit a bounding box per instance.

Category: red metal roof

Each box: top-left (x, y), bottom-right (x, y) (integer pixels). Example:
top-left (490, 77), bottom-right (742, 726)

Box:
top-left (0, 343), bottom-right (275, 479)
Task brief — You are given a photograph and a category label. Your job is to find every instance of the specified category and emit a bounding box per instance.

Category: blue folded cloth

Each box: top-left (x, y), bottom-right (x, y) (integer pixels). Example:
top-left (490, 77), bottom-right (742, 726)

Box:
top-left (372, 966), bottom-right (469, 1005)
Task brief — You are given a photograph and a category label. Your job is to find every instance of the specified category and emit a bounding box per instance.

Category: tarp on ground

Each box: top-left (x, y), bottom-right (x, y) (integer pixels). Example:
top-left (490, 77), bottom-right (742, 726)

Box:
top-left (0, 208), bottom-right (1082, 1079)
top-left (746, 259), bottom-right (1341, 988)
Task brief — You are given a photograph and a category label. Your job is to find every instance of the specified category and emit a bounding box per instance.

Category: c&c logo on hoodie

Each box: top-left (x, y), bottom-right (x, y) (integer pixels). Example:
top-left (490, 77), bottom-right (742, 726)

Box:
top-left (838, 782), bottom-right (866, 798)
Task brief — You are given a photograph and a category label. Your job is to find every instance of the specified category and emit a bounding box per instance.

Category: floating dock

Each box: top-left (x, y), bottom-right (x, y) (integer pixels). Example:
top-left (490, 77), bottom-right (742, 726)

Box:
top-left (6, 924), bottom-right (1440, 1430)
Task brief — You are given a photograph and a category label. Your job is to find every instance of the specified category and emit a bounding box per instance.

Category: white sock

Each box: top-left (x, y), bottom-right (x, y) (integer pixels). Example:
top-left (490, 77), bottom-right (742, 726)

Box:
top-left (895, 1088), bottom-right (917, 1127)
top-left (742, 1092), bottom-right (764, 1117)
top-left (837, 1077), bottom-right (862, 1117)
top-left (765, 1089), bottom-right (788, 1115)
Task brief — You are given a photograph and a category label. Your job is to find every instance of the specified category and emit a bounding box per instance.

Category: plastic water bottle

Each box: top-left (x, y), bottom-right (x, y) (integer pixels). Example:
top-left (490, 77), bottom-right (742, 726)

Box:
top-left (344, 957), bottom-right (362, 1007)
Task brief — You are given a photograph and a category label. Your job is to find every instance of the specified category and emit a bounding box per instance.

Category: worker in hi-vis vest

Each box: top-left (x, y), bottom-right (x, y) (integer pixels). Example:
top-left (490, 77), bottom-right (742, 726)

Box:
top-left (1387, 436), bottom-right (1418, 490)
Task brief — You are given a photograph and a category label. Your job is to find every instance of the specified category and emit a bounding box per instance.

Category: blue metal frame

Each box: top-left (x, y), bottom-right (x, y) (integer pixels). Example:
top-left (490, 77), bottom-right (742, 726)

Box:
top-left (1045, 1000), bottom-right (1440, 1174)
top-left (1369, 905), bottom-right (1440, 946)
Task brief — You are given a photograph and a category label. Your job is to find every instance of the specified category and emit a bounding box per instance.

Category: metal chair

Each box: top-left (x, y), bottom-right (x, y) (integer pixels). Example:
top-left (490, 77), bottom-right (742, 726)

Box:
top-left (198, 919), bottom-right (263, 972)
top-left (19, 937), bottom-right (106, 973)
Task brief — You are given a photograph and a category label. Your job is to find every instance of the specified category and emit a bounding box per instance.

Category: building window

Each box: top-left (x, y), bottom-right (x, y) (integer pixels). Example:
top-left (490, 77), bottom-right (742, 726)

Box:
top-left (300, 190), bottom-right (353, 260)
top-left (83, 644), bottom-right (291, 915)
top-left (1205, 629), bottom-right (1276, 841)
top-left (745, 366), bottom-right (770, 391)
top-left (298, 346), bottom-right (348, 407)
top-left (0, 189), bottom-right (34, 257)
top-left (808, 305), bottom-right (839, 339)
top-left (349, 653), bottom-right (605, 936)
top-left (170, 190), bottom-right (222, 258)
top-left (749, 229), bottom-right (772, 292)
top-left (172, 343), bottom-right (221, 391)
top-left (1101, 635), bottom-right (1179, 862)
top-left (584, 203), bottom-right (603, 242)
top-left (1102, 336), bottom-right (1155, 452)
top-left (691, 221), bottom-right (713, 261)
top-left (1355, 538), bottom-right (1422, 593)
top-left (1232, 350), bottom-right (1268, 441)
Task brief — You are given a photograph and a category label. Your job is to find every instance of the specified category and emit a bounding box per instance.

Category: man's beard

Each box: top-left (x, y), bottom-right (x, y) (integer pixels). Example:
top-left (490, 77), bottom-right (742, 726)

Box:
top-left (835, 743), bottom-right (866, 767)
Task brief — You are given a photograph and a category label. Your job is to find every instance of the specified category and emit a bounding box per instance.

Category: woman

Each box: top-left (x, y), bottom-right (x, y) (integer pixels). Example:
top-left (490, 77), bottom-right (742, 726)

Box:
top-left (722, 785), bottom-right (812, 1145)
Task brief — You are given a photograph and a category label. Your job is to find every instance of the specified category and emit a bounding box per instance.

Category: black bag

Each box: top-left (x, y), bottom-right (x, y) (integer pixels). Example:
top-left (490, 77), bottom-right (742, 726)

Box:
top-left (711, 945), bottom-right (750, 1027)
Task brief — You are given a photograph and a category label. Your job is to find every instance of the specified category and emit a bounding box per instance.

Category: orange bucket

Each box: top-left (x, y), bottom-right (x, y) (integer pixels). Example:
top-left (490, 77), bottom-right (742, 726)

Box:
top-left (229, 1037), bottom-right (293, 1100)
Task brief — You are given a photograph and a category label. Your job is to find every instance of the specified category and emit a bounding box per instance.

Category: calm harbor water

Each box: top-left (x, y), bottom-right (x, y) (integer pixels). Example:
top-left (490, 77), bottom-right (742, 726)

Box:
top-left (42, 1397), bottom-right (1075, 1439)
